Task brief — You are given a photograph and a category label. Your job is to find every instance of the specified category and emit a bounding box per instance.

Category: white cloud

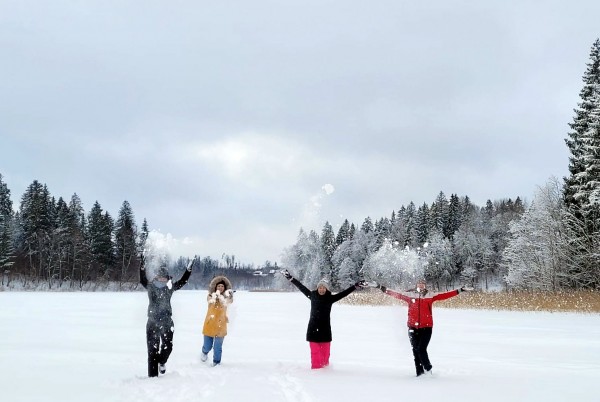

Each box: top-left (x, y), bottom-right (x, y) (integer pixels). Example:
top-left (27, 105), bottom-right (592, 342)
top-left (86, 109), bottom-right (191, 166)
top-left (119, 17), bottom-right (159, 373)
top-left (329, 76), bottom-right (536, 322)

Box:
top-left (192, 132), bottom-right (309, 186)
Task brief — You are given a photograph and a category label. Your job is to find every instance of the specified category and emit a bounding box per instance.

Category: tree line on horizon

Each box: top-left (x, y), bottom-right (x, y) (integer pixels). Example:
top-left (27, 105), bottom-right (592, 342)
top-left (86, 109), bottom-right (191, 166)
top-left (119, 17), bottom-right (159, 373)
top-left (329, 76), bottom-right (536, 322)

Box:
top-left (0, 178), bottom-right (275, 290)
top-left (2, 39), bottom-right (599, 293)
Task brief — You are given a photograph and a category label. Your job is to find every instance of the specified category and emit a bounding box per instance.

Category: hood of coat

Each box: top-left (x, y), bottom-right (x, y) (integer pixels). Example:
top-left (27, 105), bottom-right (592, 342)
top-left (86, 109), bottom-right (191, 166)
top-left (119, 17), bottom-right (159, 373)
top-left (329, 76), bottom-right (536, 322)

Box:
top-left (208, 275), bottom-right (232, 293)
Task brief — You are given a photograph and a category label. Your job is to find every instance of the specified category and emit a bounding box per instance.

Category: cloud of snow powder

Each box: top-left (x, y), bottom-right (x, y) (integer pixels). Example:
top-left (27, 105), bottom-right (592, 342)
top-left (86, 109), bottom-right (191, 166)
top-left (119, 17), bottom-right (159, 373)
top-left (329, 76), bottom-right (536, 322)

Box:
top-left (143, 230), bottom-right (180, 277)
top-left (298, 184), bottom-right (336, 230)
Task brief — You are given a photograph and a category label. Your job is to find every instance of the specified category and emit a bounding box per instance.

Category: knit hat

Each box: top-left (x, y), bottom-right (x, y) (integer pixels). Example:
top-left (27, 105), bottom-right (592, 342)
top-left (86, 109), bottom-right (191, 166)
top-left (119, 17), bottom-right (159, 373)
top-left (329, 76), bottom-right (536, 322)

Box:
top-left (317, 278), bottom-right (330, 290)
top-left (156, 267), bottom-right (170, 278)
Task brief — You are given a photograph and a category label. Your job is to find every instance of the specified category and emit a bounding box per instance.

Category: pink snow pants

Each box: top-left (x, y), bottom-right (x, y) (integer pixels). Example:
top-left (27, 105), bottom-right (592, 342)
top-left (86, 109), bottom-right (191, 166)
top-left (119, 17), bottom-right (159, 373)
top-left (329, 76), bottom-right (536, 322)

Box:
top-left (309, 342), bottom-right (331, 369)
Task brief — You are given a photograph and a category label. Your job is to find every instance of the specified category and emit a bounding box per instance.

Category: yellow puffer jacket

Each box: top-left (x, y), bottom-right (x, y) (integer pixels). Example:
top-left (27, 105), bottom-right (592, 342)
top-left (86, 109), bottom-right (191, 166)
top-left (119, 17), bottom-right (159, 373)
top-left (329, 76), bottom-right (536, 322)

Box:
top-left (202, 275), bottom-right (233, 337)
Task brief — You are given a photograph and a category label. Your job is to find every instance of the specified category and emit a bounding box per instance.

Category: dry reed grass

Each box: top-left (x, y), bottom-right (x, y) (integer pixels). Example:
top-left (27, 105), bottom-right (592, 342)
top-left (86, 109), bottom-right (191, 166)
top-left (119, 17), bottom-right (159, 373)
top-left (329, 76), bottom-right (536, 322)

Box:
top-left (342, 288), bottom-right (600, 313)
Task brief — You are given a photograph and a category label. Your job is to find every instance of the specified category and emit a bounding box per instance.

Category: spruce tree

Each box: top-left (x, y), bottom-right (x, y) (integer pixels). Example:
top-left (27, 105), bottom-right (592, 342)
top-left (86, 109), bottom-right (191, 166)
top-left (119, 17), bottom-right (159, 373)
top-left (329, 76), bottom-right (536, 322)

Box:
top-left (19, 180), bottom-right (54, 281)
top-left (563, 39), bottom-right (600, 288)
top-left (0, 174), bottom-right (14, 274)
top-left (335, 219), bottom-right (351, 246)
top-left (447, 194), bottom-right (462, 239)
top-left (415, 203), bottom-right (430, 245)
top-left (114, 200), bottom-right (138, 286)
top-left (68, 194), bottom-right (89, 288)
top-left (564, 39), bottom-right (600, 212)
top-left (320, 221), bottom-right (336, 286)
top-left (88, 201), bottom-right (114, 280)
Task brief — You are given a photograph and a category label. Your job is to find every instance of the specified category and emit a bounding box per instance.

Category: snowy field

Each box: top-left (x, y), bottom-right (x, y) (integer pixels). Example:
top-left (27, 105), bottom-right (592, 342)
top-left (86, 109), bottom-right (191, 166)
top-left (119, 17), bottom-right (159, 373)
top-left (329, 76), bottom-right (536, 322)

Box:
top-left (1, 290), bottom-right (599, 402)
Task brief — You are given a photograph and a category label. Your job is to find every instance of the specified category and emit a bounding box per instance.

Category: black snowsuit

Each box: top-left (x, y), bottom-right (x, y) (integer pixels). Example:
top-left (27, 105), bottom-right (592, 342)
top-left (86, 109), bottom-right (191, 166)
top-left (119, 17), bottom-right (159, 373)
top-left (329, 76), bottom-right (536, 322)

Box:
top-left (140, 267), bottom-right (191, 377)
top-left (290, 278), bottom-right (356, 342)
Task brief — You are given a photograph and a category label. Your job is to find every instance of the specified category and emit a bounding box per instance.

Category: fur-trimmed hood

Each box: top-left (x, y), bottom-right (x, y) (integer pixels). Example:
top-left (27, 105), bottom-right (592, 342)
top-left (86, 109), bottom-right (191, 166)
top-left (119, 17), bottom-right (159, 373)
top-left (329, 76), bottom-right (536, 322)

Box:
top-left (208, 275), bottom-right (232, 293)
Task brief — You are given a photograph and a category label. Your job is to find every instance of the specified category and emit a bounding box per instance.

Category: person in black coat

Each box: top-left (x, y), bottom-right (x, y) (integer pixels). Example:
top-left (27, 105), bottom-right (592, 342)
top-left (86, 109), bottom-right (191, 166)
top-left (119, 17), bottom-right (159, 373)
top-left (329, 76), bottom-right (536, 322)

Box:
top-left (140, 256), bottom-right (195, 377)
top-left (281, 269), bottom-right (367, 369)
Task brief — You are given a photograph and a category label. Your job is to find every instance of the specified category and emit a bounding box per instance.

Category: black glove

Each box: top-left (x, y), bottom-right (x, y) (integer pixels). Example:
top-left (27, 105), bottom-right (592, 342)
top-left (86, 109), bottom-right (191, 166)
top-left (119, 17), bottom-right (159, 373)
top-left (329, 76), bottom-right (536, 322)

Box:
top-left (378, 284), bottom-right (387, 293)
top-left (280, 269), bottom-right (293, 280)
top-left (460, 286), bottom-right (474, 292)
top-left (354, 280), bottom-right (368, 289)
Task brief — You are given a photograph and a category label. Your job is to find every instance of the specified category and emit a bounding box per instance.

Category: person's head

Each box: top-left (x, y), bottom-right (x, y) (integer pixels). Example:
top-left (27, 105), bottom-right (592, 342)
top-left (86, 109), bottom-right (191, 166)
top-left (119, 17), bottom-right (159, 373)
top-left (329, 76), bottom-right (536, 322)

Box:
top-left (216, 281), bottom-right (226, 293)
top-left (316, 278), bottom-right (330, 295)
top-left (154, 267), bottom-right (170, 282)
top-left (416, 279), bottom-right (427, 292)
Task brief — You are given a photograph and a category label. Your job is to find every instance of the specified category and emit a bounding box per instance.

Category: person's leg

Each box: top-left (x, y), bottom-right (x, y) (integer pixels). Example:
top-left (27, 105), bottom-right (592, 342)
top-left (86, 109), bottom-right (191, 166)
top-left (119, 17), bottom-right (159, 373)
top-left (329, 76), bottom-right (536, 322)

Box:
top-left (146, 321), bottom-right (160, 377)
top-left (158, 321), bottom-right (174, 365)
top-left (212, 336), bottom-right (225, 364)
top-left (202, 335), bottom-right (215, 355)
top-left (408, 328), bottom-right (424, 376)
top-left (309, 342), bottom-right (323, 369)
top-left (416, 327), bottom-right (433, 372)
top-left (321, 342), bottom-right (331, 366)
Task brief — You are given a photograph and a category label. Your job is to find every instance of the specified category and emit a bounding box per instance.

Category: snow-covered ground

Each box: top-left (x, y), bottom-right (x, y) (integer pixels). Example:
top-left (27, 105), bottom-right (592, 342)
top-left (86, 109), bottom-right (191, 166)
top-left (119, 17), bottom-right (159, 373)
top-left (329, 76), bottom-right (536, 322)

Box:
top-left (1, 290), bottom-right (598, 402)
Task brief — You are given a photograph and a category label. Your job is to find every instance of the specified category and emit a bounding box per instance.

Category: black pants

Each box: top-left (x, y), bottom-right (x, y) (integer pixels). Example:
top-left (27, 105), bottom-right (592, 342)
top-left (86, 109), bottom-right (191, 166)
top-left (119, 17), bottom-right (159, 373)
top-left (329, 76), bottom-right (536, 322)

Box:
top-left (408, 327), bottom-right (433, 376)
top-left (146, 319), bottom-right (174, 377)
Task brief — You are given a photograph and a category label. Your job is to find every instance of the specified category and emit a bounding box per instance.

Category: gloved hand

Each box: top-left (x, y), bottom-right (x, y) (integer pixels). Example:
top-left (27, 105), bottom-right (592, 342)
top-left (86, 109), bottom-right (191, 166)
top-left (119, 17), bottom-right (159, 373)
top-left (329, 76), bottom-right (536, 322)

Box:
top-left (209, 292), bottom-right (218, 303)
top-left (280, 269), bottom-right (293, 280)
top-left (377, 284), bottom-right (387, 293)
top-left (186, 256), bottom-right (197, 272)
top-left (460, 286), bottom-right (474, 292)
top-left (224, 289), bottom-right (233, 297)
top-left (354, 280), bottom-right (368, 289)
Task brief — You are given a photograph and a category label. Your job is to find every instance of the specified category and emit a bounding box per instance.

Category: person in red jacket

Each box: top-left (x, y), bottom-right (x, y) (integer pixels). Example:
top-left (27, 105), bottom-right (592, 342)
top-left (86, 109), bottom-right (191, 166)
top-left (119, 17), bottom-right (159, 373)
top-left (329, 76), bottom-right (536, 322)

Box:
top-left (372, 279), bottom-right (472, 376)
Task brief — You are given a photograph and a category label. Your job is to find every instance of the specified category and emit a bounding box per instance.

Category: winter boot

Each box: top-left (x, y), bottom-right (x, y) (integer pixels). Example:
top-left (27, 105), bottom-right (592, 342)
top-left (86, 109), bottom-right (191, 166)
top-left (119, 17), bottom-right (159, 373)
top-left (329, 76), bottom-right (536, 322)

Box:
top-left (158, 363), bottom-right (166, 374)
top-left (200, 352), bottom-right (208, 362)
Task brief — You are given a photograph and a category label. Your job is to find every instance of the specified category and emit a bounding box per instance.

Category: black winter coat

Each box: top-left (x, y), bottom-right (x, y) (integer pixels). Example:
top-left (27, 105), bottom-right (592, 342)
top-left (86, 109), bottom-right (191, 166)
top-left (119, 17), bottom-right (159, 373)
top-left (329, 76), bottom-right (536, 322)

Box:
top-left (290, 278), bottom-right (356, 343)
top-left (140, 267), bottom-right (191, 323)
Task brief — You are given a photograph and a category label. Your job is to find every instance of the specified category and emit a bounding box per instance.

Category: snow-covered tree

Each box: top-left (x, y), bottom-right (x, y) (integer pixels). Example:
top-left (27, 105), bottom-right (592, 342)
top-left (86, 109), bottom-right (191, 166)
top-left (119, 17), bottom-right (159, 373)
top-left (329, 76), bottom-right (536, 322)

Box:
top-left (0, 174), bottom-right (14, 276)
top-left (503, 178), bottom-right (571, 291)
top-left (563, 38), bottom-right (600, 288)
top-left (564, 38), bottom-right (600, 212)
top-left (424, 232), bottom-right (454, 289)
top-left (415, 203), bottom-right (430, 245)
top-left (335, 219), bottom-right (351, 246)
top-left (281, 228), bottom-right (323, 287)
top-left (362, 239), bottom-right (427, 289)
top-left (320, 221), bottom-right (336, 286)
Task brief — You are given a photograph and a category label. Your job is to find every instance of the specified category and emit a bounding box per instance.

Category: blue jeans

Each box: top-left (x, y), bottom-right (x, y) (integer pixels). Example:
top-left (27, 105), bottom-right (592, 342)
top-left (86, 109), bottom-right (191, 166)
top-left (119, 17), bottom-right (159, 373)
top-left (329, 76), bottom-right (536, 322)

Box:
top-left (202, 335), bottom-right (225, 364)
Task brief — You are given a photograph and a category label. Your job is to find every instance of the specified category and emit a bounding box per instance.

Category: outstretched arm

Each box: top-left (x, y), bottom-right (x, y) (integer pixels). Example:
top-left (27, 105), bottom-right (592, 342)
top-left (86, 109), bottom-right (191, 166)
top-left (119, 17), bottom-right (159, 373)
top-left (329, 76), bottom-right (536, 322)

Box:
top-left (280, 269), bottom-right (312, 298)
top-left (369, 282), bottom-right (411, 303)
top-left (331, 284), bottom-right (357, 303)
top-left (290, 278), bottom-right (312, 298)
top-left (432, 286), bottom-right (472, 302)
top-left (383, 288), bottom-right (412, 303)
top-left (173, 257), bottom-right (196, 291)
top-left (139, 254), bottom-right (148, 289)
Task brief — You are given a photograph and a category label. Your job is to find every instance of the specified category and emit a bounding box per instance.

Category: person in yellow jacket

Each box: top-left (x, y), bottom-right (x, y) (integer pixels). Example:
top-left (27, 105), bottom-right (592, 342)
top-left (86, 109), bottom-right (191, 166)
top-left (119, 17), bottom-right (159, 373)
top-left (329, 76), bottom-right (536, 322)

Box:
top-left (201, 275), bottom-right (233, 366)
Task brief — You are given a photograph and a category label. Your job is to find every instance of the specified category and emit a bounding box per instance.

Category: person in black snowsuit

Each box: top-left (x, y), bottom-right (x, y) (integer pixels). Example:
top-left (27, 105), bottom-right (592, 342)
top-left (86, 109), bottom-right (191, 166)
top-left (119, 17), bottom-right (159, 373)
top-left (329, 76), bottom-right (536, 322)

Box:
top-left (140, 256), bottom-right (195, 377)
top-left (280, 269), bottom-right (367, 369)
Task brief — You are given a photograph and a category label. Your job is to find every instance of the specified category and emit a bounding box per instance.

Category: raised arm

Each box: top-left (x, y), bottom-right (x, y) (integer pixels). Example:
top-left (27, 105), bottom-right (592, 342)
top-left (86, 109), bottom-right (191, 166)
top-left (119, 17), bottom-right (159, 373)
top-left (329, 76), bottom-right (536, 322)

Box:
top-left (139, 254), bottom-right (148, 289)
top-left (173, 257), bottom-right (196, 291)
top-left (281, 269), bottom-right (312, 298)
top-left (290, 277), bottom-right (312, 298)
top-left (330, 284), bottom-right (357, 303)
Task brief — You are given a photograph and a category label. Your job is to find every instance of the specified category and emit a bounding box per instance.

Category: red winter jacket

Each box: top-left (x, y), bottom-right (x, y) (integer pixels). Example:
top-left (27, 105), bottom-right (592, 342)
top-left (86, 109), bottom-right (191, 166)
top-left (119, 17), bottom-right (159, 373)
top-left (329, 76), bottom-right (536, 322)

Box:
top-left (384, 288), bottom-right (460, 328)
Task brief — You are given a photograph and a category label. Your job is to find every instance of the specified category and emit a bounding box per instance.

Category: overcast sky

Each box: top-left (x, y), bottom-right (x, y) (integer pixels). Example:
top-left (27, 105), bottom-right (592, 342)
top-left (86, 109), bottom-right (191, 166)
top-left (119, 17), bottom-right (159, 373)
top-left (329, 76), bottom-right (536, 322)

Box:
top-left (1, 1), bottom-right (598, 265)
